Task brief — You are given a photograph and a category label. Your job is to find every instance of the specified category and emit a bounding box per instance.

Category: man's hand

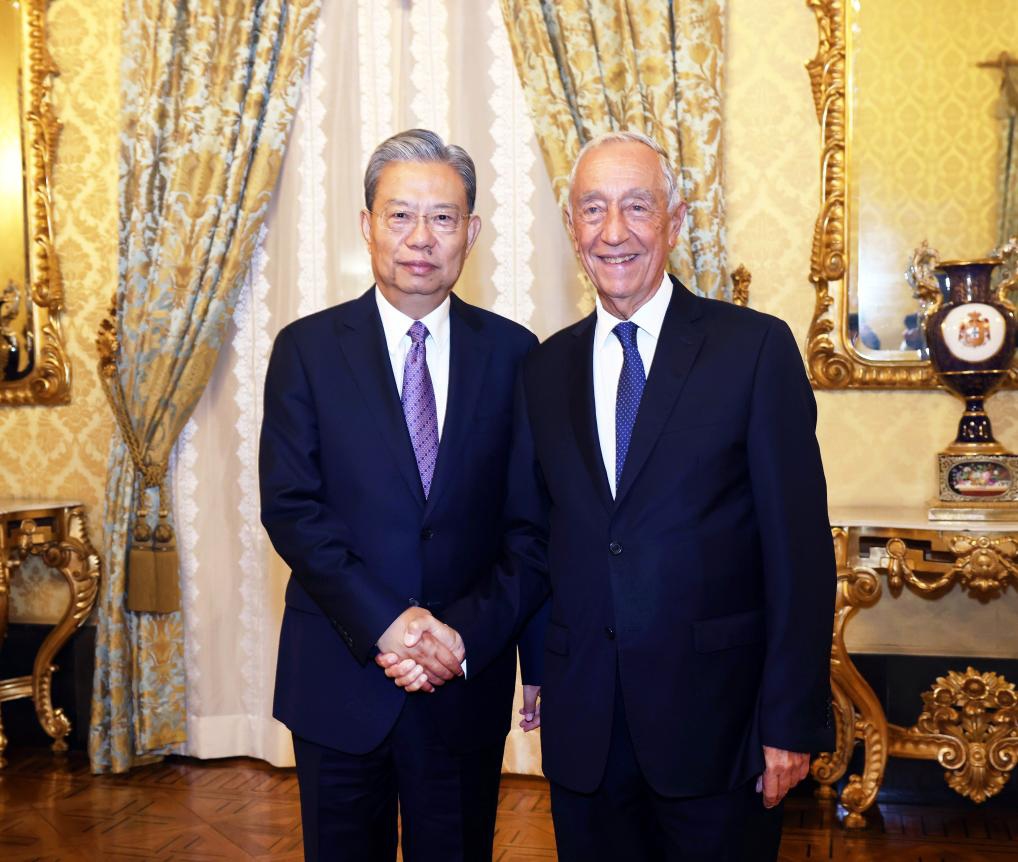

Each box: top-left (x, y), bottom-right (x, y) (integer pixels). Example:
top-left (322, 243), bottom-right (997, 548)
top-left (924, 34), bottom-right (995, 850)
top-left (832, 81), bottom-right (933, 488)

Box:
top-left (519, 685), bottom-right (541, 732)
top-left (374, 608), bottom-right (465, 692)
top-left (760, 745), bottom-right (810, 808)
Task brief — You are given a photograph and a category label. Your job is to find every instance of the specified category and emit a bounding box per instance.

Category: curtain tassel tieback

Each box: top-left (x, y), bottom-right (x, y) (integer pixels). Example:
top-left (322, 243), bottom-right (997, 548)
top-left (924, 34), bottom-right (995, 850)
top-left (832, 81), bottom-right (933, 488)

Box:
top-left (97, 312), bottom-right (181, 614)
top-left (126, 477), bottom-right (180, 614)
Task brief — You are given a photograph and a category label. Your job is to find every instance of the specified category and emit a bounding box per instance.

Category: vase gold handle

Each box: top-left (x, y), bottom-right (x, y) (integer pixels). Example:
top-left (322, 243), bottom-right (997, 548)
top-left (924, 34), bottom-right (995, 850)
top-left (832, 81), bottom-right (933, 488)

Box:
top-left (907, 241), bottom-right (943, 316)
top-left (995, 236), bottom-right (1018, 306)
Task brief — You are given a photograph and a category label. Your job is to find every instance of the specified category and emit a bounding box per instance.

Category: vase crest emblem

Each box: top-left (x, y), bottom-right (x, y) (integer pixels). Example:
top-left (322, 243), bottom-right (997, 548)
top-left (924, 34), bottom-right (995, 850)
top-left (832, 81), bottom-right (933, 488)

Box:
top-left (960, 311), bottom-right (991, 348)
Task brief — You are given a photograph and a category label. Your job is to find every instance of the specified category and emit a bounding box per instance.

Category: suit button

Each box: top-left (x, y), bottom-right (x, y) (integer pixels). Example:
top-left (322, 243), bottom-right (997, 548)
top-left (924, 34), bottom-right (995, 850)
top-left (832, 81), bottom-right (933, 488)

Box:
top-left (420, 528), bottom-right (434, 541)
top-left (608, 541), bottom-right (623, 556)
top-left (408, 597), bottom-right (420, 607)
top-left (604, 626), bottom-right (616, 640)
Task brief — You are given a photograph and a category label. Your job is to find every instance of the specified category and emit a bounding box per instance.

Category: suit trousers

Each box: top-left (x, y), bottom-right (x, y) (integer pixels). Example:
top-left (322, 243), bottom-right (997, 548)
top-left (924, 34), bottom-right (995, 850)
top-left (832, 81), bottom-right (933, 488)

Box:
top-left (292, 693), bottom-right (505, 862)
top-left (549, 676), bottom-right (783, 862)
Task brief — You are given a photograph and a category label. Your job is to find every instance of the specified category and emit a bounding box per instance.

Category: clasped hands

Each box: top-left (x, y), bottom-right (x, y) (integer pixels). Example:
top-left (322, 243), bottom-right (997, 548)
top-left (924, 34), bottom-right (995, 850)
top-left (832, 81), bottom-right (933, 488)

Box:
top-left (374, 606), bottom-right (464, 693)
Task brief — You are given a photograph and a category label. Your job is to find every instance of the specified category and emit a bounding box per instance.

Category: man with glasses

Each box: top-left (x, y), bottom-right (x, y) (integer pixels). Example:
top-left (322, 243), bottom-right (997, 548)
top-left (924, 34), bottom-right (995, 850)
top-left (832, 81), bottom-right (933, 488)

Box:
top-left (260, 129), bottom-right (544, 861)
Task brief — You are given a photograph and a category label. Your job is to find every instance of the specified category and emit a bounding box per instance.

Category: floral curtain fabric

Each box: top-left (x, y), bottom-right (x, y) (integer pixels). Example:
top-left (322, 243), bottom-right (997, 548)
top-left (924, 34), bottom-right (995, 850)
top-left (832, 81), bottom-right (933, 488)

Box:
top-left (499, 0), bottom-right (729, 300)
top-left (88, 0), bottom-right (321, 774)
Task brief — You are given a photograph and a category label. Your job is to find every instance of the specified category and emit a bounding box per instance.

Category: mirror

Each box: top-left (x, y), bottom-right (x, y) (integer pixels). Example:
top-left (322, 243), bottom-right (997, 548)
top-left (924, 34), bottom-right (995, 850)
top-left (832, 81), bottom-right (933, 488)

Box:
top-left (806, 0), bottom-right (1018, 389)
top-left (0, 0), bottom-right (69, 405)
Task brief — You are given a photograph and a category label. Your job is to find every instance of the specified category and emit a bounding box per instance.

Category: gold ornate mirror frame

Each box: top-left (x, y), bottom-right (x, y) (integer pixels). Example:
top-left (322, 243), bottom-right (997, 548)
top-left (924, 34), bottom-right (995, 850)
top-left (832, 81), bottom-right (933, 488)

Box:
top-left (806, 0), bottom-right (942, 389)
top-left (0, 0), bottom-right (70, 405)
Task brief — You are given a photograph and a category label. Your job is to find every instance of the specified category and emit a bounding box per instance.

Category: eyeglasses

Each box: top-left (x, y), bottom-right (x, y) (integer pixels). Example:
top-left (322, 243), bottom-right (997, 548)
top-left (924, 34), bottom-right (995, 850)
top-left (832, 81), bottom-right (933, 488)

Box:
top-left (575, 201), bottom-right (661, 227)
top-left (371, 208), bottom-right (466, 234)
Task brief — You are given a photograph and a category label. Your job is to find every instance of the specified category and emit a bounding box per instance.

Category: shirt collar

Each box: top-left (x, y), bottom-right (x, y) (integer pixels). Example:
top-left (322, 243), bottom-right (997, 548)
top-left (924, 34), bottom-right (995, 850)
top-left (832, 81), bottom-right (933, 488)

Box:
top-left (374, 286), bottom-right (451, 351)
top-left (594, 272), bottom-right (673, 349)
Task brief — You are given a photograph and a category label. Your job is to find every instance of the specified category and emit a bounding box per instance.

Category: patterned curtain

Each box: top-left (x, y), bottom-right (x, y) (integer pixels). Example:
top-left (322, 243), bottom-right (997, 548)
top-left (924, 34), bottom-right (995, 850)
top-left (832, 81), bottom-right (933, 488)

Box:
top-left (499, 0), bottom-right (728, 300)
top-left (1000, 66), bottom-right (1018, 246)
top-left (88, 0), bottom-right (321, 774)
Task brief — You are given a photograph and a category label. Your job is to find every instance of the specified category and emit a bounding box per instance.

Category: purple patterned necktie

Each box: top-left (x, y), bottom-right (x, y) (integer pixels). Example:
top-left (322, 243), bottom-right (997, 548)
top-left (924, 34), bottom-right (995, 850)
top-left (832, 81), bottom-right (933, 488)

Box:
top-left (402, 321), bottom-right (439, 498)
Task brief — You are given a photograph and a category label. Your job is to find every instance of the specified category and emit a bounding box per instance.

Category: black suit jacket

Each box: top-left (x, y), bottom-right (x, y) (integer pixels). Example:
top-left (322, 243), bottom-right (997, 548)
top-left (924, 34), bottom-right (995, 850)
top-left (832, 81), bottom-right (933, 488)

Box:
top-left (447, 278), bottom-right (836, 795)
top-left (260, 288), bottom-right (543, 755)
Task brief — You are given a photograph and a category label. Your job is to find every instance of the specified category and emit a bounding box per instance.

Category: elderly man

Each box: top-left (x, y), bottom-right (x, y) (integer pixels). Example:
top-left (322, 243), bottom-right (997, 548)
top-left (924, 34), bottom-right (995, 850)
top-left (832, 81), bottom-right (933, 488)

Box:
top-left (260, 129), bottom-right (543, 862)
top-left (385, 131), bottom-right (836, 860)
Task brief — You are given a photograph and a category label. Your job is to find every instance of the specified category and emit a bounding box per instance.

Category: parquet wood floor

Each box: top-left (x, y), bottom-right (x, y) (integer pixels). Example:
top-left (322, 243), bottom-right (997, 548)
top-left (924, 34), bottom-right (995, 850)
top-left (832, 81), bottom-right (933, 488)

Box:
top-left (0, 748), bottom-right (1016, 861)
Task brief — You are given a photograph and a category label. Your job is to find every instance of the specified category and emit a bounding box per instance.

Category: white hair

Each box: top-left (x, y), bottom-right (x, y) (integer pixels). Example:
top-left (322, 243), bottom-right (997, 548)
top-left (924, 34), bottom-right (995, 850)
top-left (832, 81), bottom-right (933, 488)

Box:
top-left (566, 130), bottom-right (682, 215)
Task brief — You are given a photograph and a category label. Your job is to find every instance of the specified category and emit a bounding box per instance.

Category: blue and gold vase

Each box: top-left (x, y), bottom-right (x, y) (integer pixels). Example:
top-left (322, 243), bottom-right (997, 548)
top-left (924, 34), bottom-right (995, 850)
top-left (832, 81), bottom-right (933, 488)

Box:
top-left (908, 240), bottom-right (1018, 516)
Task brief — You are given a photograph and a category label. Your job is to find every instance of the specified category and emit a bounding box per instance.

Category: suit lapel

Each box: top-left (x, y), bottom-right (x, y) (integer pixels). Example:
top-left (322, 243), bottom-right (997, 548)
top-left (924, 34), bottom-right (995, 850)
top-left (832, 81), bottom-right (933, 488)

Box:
top-left (336, 288), bottom-right (426, 507)
top-left (569, 314), bottom-right (613, 513)
top-left (614, 279), bottom-right (704, 507)
top-left (424, 294), bottom-right (491, 516)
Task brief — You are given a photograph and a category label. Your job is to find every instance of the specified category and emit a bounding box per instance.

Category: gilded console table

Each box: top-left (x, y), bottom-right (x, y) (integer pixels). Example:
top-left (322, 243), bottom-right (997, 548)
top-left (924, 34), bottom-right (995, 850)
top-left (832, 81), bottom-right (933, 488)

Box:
top-left (812, 506), bottom-right (1018, 828)
top-left (0, 500), bottom-right (101, 766)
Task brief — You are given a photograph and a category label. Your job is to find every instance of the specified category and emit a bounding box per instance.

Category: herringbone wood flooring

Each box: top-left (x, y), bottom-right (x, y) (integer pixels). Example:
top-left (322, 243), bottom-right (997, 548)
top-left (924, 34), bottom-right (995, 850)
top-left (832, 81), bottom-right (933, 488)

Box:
top-left (0, 748), bottom-right (1016, 860)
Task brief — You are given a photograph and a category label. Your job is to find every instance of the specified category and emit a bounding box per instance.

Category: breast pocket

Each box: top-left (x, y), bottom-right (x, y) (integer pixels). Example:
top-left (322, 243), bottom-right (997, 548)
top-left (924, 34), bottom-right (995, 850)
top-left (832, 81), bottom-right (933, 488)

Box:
top-left (659, 419), bottom-right (728, 438)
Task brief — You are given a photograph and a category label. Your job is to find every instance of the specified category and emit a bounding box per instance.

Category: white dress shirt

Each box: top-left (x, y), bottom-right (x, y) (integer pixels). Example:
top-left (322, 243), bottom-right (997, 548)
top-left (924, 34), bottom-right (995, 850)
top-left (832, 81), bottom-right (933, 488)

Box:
top-left (375, 287), bottom-right (451, 439)
top-left (592, 273), bottom-right (672, 497)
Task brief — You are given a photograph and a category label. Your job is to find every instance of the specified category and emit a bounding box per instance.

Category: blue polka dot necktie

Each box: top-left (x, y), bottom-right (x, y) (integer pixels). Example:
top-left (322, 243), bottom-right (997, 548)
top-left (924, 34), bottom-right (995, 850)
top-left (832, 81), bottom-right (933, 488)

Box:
top-left (613, 321), bottom-right (646, 492)
top-left (402, 321), bottom-right (439, 498)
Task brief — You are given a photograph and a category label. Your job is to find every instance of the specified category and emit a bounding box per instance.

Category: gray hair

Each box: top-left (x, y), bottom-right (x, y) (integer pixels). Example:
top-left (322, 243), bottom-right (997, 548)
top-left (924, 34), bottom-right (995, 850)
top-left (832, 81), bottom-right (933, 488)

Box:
top-left (567, 130), bottom-right (682, 215)
top-left (364, 129), bottom-right (477, 213)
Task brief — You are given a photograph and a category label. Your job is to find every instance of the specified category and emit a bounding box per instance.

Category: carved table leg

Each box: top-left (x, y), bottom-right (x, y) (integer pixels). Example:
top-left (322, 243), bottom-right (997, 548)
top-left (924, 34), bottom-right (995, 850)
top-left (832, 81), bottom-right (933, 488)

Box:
top-left (814, 528), bottom-right (887, 828)
top-left (812, 676), bottom-right (855, 799)
top-left (26, 508), bottom-right (100, 754)
top-left (0, 516), bottom-right (11, 767)
top-left (839, 668), bottom-right (889, 829)
top-left (0, 526), bottom-right (8, 649)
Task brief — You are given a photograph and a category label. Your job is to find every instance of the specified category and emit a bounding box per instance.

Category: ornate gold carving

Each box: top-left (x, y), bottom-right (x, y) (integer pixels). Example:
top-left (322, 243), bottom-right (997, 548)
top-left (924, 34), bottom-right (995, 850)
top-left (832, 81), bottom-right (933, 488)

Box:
top-left (0, 0), bottom-right (71, 406)
top-left (730, 265), bottom-right (751, 307)
top-left (886, 534), bottom-right (1018, 598)
top-left (812, 527), bottom-right (887, 828)
top-left (825, 519), bottom-right (1018, 828)
top-left (912, 668), bottom-right (1018, 802)
top-left (805, 0), bottom-right (846, 287)
top-left (803, 1), bottom-right (996, 390)
top-left (995, 237), bottom-right (1018, 306)
top-left (905, 241), bottom-right (944, 318)
top-left (0, 503), bottom-right (101, 763)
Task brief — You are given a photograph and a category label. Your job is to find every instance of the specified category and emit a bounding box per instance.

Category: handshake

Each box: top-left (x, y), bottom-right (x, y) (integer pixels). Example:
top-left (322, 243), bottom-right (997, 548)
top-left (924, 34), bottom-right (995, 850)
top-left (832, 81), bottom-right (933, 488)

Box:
top-left (374, 606), bottom-right (542, 731)
top-left (374, 606), bottom-right (465, 693)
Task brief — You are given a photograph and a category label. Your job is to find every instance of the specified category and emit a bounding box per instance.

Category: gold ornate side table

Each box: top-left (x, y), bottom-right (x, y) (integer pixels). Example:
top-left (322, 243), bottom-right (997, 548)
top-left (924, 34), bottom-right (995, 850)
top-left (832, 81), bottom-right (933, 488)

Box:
top-left (0, 500), bottom-right (101, 766)
top-left (813, 506), bottom-right (1018, 828)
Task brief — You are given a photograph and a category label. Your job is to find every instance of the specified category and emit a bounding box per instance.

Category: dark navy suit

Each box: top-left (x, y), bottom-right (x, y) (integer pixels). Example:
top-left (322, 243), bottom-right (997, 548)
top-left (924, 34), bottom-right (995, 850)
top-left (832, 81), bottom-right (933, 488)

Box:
top-left (260, 288), bottom-right (542, 861)
top-left (447, 278), bottom-right (836, 859)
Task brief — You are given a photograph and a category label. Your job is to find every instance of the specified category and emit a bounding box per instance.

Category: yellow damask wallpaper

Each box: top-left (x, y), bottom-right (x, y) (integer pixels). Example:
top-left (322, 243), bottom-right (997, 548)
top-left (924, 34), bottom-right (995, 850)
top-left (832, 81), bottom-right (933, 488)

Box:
top-left (0, 0), bottom-right (119, 622)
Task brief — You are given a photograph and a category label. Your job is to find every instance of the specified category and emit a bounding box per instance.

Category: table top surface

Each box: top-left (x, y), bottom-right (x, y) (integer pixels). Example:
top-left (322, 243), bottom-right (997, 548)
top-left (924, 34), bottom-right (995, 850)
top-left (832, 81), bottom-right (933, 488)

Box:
top-left (829, 505), bottom-right (1018, 531)
top-left (0, 499), bottom-right (84, 517)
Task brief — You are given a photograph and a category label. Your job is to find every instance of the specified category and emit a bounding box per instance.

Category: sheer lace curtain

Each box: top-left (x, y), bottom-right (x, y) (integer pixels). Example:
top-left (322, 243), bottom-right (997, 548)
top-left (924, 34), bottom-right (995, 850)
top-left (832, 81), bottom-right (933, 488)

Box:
top-left (174, 0), bottom-right (582, 771)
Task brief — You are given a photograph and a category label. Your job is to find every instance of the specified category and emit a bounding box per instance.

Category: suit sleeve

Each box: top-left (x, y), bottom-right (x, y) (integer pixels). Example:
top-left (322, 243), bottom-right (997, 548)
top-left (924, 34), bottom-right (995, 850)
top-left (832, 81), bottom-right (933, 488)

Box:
top-left (746, 319), bottom-right (837, 754)
top-left (443, 370), bottom-right (551, 678)
top-left (259, 326), bottom-right (405, 665)
top-left (517, 598), bottom-right (549, 686)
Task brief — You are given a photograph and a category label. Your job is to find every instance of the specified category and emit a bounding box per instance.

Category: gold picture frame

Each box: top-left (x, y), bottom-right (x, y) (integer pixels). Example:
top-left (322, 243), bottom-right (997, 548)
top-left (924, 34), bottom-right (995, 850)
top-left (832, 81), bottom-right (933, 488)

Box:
top-left (0, 0), bottom-right (70, 405)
